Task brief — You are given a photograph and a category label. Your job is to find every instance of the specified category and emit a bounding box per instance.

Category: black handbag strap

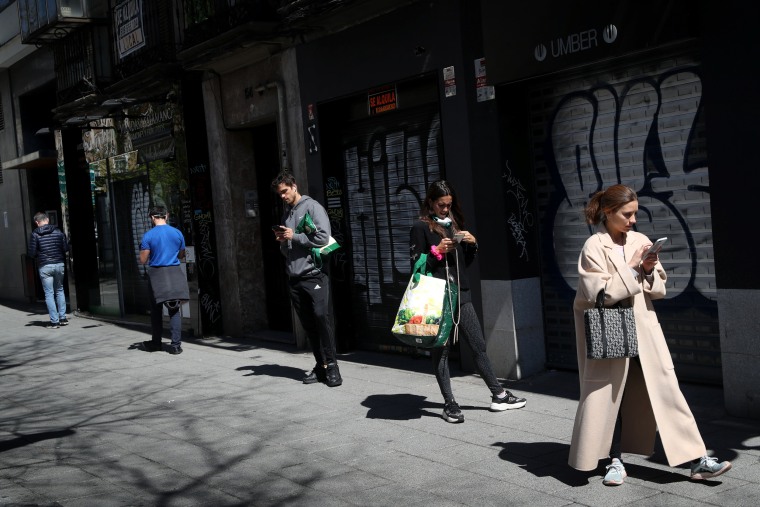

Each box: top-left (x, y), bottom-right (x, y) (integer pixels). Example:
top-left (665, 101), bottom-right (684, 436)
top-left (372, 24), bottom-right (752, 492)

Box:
top-left (595, 287), bottom-right (633, 309)
top-left (595, 289), bottom-right (606, 308)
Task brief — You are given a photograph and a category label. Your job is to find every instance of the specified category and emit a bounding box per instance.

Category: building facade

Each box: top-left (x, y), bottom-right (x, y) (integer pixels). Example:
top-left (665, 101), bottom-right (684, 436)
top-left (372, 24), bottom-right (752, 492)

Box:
top-left (481, 0), bottom-right (760, 418)
top-left (1, 0), bottom-right (757, 418)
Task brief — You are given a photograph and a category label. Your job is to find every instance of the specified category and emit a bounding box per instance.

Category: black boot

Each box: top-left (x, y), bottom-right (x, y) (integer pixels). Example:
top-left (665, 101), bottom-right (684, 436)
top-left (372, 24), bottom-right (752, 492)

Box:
top-left (325, 362), bottom-right (342, 387)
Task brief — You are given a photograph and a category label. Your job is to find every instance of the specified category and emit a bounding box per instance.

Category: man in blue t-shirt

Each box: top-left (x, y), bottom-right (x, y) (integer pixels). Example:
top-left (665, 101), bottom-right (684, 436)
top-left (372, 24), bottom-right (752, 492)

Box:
top-left (139, 206), bottom-right (188, 354)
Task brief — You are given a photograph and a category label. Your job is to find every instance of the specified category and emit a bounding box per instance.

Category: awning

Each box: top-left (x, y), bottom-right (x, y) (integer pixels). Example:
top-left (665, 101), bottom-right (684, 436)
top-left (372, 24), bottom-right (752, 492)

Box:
top-left (1, 150), bottom-right (58, 171)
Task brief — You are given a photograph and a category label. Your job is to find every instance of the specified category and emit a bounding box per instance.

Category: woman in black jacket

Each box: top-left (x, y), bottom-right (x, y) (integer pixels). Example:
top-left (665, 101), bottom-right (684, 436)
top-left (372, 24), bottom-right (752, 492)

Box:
top-left (410, 180), bottom-right (527, 423)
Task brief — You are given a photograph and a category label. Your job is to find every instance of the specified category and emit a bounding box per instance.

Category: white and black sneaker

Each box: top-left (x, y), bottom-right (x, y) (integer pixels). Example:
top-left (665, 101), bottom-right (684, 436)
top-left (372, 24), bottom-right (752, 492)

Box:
top-left (489, 390), bottom-right (527, 411)
top-left (442, 400), bottom-right (464, 423)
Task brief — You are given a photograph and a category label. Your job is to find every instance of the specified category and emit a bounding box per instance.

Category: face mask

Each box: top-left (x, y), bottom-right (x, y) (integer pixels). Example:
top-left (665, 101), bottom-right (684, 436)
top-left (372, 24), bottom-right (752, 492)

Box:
top-left (432, 215), bottom-right (452, 227)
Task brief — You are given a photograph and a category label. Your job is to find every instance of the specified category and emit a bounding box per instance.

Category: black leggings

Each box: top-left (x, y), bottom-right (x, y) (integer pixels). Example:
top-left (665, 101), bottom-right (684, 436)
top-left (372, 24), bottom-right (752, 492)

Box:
top-left (431, 290), bottom-right (503, 403)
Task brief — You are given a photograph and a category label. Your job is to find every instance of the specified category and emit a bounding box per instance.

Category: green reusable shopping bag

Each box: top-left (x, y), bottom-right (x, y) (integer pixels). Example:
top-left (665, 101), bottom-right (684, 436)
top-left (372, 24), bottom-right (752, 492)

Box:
top-left (295, 212), bottom-right (341, 268)
top-left (391, 254), bottom-right (458, 348)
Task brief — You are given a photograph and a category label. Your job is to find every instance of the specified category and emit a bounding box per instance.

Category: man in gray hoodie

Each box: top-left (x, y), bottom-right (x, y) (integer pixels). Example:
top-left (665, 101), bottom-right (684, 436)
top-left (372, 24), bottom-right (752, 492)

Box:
top-left (271, 171), bottom-right (342, 387)
top-left (28, 211), bottom-right (70, 328)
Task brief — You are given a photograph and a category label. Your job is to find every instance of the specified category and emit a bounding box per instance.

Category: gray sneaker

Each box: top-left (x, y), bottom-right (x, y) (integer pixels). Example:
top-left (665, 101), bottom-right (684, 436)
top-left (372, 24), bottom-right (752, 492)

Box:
top-left (603, 458), bottom-right (626, 486)
top-left (690, 455), bottom-right (732, 480)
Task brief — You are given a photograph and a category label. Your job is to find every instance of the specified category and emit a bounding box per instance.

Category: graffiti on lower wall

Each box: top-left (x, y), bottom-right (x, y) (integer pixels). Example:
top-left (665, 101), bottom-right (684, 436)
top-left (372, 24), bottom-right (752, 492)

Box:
top-left (540, 64), bottom-right (715, 302)
top-left (503, 161), bottom-right (534, 261)
top-left (342, 113), bottom-right (442, 309)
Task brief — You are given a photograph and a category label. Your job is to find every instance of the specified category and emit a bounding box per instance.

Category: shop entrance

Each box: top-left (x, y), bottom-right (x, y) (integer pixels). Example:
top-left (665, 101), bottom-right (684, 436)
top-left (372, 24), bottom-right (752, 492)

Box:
top-left (318, 76), bottom-right (444, 352)
top-left (253, 123), bottom-right (292, 333)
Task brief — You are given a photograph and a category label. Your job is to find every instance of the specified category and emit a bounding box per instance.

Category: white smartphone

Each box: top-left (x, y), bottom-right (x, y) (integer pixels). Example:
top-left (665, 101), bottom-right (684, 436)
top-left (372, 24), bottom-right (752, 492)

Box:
top-left (645, 237), bottom-right (668, 256)
top-left (453, 232), bottom-right (465, 243)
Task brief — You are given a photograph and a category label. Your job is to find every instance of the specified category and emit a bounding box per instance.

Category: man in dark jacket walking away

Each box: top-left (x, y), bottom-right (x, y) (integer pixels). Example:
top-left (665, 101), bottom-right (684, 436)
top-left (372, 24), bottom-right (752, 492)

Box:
top-left (28, 212), bottom-right (70, 328)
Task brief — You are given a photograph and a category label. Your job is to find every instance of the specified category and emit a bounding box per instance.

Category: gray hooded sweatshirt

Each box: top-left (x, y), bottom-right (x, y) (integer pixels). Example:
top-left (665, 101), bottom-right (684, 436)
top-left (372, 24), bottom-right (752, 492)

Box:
top-left (280, 195), bottom-right (331, 278)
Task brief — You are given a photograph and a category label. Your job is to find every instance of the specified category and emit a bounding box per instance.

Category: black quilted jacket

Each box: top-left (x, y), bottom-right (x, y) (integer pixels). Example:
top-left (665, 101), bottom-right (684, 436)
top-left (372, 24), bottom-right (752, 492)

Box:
top-left (28, 224), bottom-right (69, 267)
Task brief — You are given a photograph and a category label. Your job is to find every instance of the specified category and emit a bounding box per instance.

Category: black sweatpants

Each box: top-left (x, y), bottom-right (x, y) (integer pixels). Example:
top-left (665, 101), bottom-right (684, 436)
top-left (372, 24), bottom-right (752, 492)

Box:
top-left (288, 272), bottom-right (337, 365)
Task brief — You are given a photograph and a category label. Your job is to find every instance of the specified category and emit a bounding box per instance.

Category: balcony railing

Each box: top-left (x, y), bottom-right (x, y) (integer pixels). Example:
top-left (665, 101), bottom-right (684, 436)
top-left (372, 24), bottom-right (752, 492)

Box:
top-left (179, 0), bottom-right (279, 51)
top-left (18, 0), bottom-right (107, 45)
top-left (54, 25), bottom-right (114, 105)
top-left (112, 0), bottom-right (177, 79)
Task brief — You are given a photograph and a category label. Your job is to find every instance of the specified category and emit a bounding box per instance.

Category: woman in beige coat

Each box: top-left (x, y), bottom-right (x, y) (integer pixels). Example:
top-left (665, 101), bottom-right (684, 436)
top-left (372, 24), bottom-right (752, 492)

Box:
top-left (568, 185), bottom-right (731, 485)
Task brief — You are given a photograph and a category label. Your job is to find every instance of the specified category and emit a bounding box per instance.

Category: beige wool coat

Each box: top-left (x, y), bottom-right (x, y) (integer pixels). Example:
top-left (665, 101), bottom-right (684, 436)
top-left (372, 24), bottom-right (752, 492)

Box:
top-left (567, 226), bottom-right (706, 471)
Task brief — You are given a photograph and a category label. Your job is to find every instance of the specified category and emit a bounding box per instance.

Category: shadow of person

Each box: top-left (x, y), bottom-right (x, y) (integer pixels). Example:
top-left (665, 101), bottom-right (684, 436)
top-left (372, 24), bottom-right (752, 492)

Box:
top-left (236, 364), bottom-right (305, 381)
top-left (362, 393), bottom-right (442, 420)
top-left (128, 342), bottom-right (163, 352)
top-left (27, 320), bottom-right (54, 327)
top-left (0, 428), bottom-right (76, 453)
top-left (492, 441), bottom-right (592, 487)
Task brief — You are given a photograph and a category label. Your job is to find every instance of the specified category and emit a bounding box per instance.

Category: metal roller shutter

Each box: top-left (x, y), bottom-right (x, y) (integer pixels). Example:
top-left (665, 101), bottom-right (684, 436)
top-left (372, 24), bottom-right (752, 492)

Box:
top-left (529, 48), bottom-right (721, 383)
top-left (332, 104), bottom-right (444, 352)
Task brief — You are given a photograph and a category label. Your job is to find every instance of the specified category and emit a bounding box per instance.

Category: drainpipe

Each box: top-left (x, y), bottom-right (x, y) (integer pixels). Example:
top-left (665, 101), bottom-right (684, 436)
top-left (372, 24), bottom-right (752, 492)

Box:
top-left (255, 81), bottom-right (289, 172)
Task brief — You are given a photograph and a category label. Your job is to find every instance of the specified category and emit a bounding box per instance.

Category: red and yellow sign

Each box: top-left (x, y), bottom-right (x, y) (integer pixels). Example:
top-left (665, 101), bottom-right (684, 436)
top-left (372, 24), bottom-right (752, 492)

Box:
top-left (368, 87), bottom-right (398, 116)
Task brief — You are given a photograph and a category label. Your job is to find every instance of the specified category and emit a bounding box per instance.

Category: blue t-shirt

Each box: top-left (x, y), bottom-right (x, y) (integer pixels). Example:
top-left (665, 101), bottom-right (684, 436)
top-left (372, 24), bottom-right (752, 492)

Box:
top-left (140, 224), bottom-right (185, 267)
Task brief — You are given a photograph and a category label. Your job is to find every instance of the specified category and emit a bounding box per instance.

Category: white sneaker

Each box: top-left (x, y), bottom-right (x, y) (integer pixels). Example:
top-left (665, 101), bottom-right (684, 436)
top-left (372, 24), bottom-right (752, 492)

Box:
top-left (603, 458), bottom-right (626, 486)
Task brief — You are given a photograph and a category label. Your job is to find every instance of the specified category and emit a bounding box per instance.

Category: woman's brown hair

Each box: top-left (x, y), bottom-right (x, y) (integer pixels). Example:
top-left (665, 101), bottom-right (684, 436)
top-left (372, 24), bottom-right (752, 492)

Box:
top-left (584, 185), bottom-right (637, 225)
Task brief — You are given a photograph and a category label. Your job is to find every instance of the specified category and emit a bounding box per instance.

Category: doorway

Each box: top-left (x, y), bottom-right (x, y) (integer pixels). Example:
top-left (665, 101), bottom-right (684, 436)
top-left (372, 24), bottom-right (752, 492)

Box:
top-left (253, 123), bottom-right (292, 332)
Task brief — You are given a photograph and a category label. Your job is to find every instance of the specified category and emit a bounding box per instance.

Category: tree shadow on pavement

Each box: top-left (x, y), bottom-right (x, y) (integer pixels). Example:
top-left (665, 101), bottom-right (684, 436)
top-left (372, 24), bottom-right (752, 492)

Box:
top-left (235, 364), bottom-right (305, 381)
top-left (361, 393), bottom-right (442, 420)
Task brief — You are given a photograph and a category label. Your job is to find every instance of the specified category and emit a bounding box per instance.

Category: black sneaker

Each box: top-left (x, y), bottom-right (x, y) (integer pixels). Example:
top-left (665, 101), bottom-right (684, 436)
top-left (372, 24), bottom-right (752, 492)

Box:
top-left (142, 341), bottom-right (162, 352)
top-left (45, 322), bottom-right (60, 329)
top-left (489, 391), bottom-right (527, 411)
top-left (303, 364), bottom-right (326, 384)
top-left (168, 346), bottom-right (183, 355)
top-left (442, 401), bottom-right (464, 423)
top-left (325, 362), bottom-right (342, 387)
top-left (59, 319), bottom-right (69, 326)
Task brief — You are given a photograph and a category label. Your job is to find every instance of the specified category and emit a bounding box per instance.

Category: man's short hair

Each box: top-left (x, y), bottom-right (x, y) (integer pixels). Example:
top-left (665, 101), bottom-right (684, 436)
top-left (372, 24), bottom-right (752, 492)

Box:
top-left (271, 171), bottom-right (297, 191)
top-left (33, 212), bottom-right (49, 223)
top-left (149, 206), bottom-right (167, 218)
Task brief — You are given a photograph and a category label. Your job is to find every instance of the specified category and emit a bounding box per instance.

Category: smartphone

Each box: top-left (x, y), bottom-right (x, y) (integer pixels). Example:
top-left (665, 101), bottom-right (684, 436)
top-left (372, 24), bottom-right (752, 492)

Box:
top-left (645, 237), bottom-right (668, 256)
top-left (271, 225), bottom-right (285, 232)
top-left (453, 232), bottom-right (465, 243)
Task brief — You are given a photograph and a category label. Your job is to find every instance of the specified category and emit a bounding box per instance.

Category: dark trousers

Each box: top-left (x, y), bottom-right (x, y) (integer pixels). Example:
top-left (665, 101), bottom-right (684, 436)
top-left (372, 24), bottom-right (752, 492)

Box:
top-left (288, 272), bottom-right (337, 365)
top-left (150, 299), bottom-right (182, 348)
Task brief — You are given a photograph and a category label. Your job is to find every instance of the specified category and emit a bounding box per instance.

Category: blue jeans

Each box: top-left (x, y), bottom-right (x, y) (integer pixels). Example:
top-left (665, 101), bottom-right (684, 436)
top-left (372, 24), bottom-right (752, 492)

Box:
top-left (39, 263), bottom-right (66, 323)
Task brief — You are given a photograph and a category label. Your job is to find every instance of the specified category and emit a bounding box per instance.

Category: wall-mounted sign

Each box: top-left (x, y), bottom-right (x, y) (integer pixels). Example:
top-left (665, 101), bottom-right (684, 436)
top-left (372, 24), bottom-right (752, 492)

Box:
top-left (482, 0), bottom-right (698, 84)
top-left (443, 66), bottom-right (456, 97)
top-left (474, 58), bottom-right (495, 102)
top-left (114, 0), bottom-right (146, 60)
top-left (368, 86), bottom-right (398, 115)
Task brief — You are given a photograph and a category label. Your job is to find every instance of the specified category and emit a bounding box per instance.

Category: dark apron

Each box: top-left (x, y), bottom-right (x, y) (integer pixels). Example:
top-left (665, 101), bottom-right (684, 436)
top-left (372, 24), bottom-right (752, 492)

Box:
top-left (148, 265), bottom-right (190, 304)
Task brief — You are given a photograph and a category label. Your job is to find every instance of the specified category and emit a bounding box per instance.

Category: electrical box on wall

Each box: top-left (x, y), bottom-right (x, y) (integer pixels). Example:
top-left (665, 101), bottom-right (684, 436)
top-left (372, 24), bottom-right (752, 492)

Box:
top-left (244, 190), bottom-right (258, 218)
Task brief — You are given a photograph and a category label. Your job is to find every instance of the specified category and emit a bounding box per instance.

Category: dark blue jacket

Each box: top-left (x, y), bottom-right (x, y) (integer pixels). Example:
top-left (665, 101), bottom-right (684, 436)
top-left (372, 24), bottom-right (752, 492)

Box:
top-left (28, 224), bottom-right (69, 267)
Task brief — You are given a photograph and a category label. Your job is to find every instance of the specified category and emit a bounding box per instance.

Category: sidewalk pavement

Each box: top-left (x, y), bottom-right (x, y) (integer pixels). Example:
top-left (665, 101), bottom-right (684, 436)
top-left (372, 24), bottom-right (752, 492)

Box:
top-left (1, 301), bottom-right (758, 507)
